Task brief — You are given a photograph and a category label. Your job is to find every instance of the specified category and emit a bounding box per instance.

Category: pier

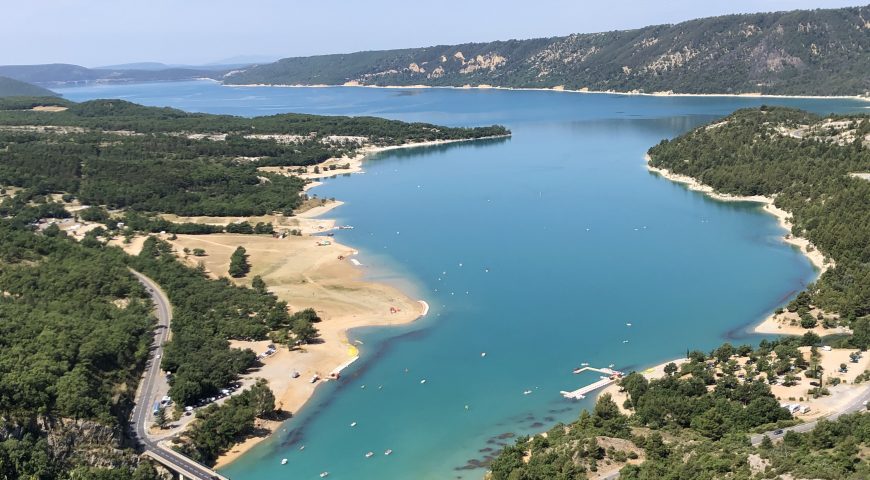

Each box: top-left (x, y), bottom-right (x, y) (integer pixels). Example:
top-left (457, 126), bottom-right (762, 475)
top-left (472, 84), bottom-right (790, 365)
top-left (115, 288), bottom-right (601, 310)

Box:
top-left (560, 367), bottom-right (623, 400)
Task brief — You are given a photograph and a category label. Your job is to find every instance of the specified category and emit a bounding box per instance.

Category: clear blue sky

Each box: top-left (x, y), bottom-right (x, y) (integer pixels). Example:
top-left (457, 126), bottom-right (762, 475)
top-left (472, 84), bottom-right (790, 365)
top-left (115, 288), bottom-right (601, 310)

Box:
top-left (3, 0), bottom-right (863, 66)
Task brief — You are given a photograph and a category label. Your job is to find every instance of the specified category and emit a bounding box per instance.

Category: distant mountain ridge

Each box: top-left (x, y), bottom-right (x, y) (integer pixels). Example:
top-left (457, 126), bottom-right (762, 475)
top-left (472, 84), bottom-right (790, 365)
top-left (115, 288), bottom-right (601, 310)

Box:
top-left (0, 63), bottom-right (230, 86)
top-left (0, 76), bottom-right (56, 97)
top-left (225, 5), bottom-right (870, 96)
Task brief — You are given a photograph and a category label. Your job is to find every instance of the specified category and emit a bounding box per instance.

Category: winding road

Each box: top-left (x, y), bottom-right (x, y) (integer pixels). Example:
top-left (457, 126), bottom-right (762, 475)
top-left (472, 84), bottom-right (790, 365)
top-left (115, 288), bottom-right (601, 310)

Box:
top-left (130, 270), bottom-right (229, 480)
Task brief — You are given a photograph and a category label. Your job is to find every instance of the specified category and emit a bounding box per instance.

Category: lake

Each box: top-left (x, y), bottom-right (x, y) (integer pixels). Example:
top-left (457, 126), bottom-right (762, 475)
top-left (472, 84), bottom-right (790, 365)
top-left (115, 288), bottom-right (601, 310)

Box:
top-left (57, 82), bottom-right (869, 479)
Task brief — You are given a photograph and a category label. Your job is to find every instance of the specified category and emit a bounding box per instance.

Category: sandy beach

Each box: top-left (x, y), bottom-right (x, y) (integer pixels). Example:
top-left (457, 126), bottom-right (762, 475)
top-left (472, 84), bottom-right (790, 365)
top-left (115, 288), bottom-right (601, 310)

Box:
top-left (259, 135), bottom-right (511, 185)
top-left (167, 230), bottom-right (426, 467)
top-left (643, 153), bottom-right (838, 336)
top-left (155, 139), bottom-right (483, 467)
top-left (227, 82), bottom-right (870, 103)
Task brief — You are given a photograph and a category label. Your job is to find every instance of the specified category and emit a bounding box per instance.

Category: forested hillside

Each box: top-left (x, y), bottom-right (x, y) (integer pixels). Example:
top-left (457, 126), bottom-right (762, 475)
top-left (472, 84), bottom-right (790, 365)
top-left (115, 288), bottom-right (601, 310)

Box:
top-left (648, 107), bottom-right (870, 330)
top-left (0, 76), bottom-right (56, 97)
top-left (490, 338), bottom-right (870, 479)
top-left (226, 5), bottom-right (870, 96)
top-left (0, 223), bottom-right (161, 479)
top-left (0, 97), bottom-right (507, 216)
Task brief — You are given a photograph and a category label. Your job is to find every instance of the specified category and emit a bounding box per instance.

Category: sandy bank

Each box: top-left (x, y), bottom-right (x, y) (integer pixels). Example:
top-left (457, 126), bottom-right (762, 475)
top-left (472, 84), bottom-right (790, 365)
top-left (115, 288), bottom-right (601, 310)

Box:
top-left (644, 154), bottom-right (830, 273)
top-left (643, 153), bottom-right (839, 337)
top-left (226, 82), bottom-right (870, 103)
top-left (161, 202), bottom-right (342, 236)
top-left (260, 135), bottom-right (511, 185)
top-left (167, 228), bottom-right (426, 467)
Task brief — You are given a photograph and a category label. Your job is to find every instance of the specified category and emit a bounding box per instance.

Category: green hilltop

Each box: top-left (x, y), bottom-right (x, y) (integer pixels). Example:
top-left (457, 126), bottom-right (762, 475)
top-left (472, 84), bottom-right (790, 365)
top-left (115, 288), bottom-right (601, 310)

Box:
top-left (0, 76), bottom-right (57, 98)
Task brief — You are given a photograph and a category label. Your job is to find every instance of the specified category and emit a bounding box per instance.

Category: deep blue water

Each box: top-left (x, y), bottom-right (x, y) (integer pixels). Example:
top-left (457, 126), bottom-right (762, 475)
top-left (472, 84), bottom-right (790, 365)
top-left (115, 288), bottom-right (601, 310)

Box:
top-left (58, 82), bottom-right (869, 479)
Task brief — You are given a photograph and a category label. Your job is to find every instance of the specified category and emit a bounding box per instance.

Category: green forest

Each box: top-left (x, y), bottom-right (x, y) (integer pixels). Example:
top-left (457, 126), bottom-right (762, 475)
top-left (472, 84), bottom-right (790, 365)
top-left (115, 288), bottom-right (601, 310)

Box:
top-left (0, 98), bottom-right (508, 216)
top-left (0, 221), bottom-right (159, 479)
top-left (648, 107), bottom-right (870, 329)
top-left (225, 6), bottom-right (870, 96)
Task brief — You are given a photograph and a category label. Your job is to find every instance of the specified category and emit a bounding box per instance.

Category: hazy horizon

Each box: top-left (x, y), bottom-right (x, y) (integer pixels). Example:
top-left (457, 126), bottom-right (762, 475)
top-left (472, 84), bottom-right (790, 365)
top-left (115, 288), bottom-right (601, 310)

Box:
top-left (3, 0), bottom-right (864, 67)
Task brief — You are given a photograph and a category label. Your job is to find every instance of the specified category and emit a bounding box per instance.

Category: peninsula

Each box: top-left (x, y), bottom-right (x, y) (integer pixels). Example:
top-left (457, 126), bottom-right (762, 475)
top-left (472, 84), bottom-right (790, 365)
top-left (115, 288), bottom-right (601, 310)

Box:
top-left (0, 95), bottom-right (508, 478)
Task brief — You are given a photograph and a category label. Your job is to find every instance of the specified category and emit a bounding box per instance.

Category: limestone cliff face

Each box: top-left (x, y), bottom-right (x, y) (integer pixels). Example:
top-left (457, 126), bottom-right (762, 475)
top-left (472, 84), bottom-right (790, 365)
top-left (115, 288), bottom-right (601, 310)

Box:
top-left (225, 5), bottom-right (870, 96)
top-left (1, 416), bottom-right (139, 470)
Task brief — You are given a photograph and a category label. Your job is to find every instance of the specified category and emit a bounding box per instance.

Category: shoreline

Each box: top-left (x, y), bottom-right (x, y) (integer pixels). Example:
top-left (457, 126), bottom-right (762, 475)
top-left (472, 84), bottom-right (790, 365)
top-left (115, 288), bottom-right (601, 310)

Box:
top-left (598, 358), bottom-right (687, 412)
top-left (643, 154), bottom-right (833, 336)
top-left (210, 138), bottom-right (491, 468)
top-left (224, 82), bottom-right (870, 103)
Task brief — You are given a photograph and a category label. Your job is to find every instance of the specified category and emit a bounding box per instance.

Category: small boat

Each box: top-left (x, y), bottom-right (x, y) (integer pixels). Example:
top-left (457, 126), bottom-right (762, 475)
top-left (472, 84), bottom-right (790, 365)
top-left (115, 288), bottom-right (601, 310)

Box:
top-left (523, 390), bottom-right (532, 395)
top-left (626, 323), bottom-right (632, 327)
top-left (300, 445), bottom-right (305, 451)
top-left (310, 375), bottom-right (320, 383)
top-left (350, 421), bottom-right (357, 427)
top-left (281, 459), bottom-right (288, 465)
top-left (365, 451), bottom-right (374, 458)
top-left (481, 352), bottom-right (487, 357)
top-left (384, 449), bottom-right (393, 456)
top-left (291, 371), bottom-right (300, 378)
top-left (320, 472), bottom-right (329, 478)
top-left (623, 340), bottom-right (629, 343)
top-left (420, 379), bottom-right (427, 384)
top-left (581, 362), bottom-right (590, 366)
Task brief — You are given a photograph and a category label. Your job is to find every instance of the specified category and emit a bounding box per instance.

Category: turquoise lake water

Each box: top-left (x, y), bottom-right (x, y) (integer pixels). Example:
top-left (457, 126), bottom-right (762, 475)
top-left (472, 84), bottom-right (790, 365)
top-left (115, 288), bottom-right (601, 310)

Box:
top-left (58, 83), bottom-right (869, 479)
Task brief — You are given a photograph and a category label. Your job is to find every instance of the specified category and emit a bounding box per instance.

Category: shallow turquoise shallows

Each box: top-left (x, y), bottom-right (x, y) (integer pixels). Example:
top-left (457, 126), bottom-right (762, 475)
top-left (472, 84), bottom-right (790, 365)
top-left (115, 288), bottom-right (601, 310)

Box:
top-left (57, 83), bottom-right (869, 479)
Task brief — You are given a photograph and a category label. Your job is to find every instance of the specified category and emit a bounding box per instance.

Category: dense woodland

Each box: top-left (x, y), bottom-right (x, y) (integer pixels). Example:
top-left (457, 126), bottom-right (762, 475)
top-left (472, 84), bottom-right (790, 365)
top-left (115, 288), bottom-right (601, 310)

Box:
top-left (0, 97), bottom-right (509, 477)
top-left (226, 6), bottom-right (870, 96)
top-left (490, 337), bottom-right (869, 479)
top-left (648, 107), bottom-right (870, 331)
top-left (0, 221), bottom-right (159, 479)
top-left (0, 97), bottom-right (507, 216)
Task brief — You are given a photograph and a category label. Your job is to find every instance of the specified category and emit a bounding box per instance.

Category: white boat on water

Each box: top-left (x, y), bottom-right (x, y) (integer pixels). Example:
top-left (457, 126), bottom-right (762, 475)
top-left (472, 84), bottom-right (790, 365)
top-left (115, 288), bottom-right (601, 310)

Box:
top-left (281, 458), bottom-right (288, 465)
top-left (523, 390), bottom-right (532, 395)
top-left (365, 451), bottom-right (374, 458)
top-left (350, 421), bottom-right (357, 427)
top-left (384, 449), bottom-right (393, 455)
top-left (320, 472), bottom-right (329, 478)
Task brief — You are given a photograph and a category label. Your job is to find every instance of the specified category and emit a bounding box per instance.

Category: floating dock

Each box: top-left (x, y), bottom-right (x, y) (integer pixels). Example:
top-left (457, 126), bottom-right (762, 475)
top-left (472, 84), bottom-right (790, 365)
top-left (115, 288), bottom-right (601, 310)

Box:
top-left (560, 367), bottom-right (623, 399)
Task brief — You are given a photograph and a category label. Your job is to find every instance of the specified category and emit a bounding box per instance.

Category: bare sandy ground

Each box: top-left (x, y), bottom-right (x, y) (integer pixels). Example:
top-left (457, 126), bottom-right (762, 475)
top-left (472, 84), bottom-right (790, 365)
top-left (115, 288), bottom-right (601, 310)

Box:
top-left (755, 308), bottom-right (852, 336)
top-left (769, 347), bottom-right (870, 420)
top-left (30, 105), bottom-right (68, 112)
top-left (165, 232), bottom-right (425, 467)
